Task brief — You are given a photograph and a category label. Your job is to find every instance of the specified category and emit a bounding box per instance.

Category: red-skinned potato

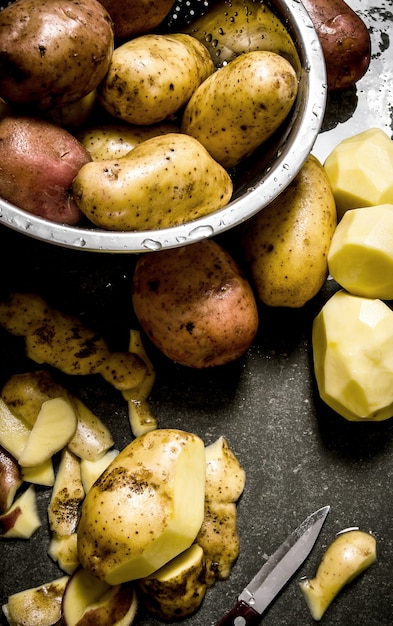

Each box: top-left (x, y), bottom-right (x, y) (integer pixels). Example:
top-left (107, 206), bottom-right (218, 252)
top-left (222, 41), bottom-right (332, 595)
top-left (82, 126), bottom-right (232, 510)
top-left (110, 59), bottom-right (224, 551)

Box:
top-left (301, 0), bottom-right (371, 91)
top-left (0, 116), bottom-right (91, 224)
top-left (98, 0), bottom-right (176, 40)
top-left (0, 0), bottom-right (114, 111)
top-left (132, 239), bottom-right (259, 368)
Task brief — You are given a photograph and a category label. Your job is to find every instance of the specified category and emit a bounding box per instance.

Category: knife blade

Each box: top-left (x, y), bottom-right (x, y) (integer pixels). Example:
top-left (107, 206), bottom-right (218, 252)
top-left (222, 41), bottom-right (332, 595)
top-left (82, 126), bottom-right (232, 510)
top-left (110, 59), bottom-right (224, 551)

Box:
top-left (216, 505), bottom-right (330, 626)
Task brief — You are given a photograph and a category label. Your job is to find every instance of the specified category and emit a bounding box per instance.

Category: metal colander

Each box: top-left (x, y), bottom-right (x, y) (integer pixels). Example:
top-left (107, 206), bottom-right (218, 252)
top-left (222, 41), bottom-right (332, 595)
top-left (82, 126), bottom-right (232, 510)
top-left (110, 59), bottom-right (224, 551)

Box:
top-left (0, 0), bottom-right (326, 253)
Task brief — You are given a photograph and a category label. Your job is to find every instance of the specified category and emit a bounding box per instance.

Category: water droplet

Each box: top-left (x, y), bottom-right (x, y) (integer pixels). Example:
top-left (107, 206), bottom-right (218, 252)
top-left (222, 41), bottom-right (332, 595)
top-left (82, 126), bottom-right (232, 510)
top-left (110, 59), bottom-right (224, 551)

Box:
top-left (188, 224), bottom-right (214, 239)
top-left (142, 239), bottom-right (163, 251)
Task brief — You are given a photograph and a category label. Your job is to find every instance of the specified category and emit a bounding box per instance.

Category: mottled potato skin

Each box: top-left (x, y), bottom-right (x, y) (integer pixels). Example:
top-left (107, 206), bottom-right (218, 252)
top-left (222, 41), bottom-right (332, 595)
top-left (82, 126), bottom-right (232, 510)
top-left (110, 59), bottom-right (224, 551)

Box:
top-left (132, 239), bottom-right (259, 368)
top-left (181, 50), bottom-right (298, 168)
top-left (98, 34), bottom-right (214, 125)
top-left (302, 0), bottom-right (371, 91)
top-left (0, 0), bottom-right (114, 111)
top-left (184, 0), bottom-right (301, 74)
top-left (99, 0), bottom-right (176, 40)
top-left (241, 155), bottom-right (337, 308)
top-left (0, 116), bottom-right (91, 224)
top-left (72, 133), bottom-right (233, 231)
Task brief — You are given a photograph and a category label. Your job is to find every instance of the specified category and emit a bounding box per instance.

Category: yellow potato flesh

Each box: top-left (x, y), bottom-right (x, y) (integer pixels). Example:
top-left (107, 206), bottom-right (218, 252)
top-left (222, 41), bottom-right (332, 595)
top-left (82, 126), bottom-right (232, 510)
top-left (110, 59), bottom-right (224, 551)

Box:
top-left (77, 429), bottom-right (206, 584)
top-left (328, 204), bottom-right (393, 299)
top-left (300, 530), bottom-right (376, 621)
top-left (312, 290), bottom-right (393, 420)
top-left (324, 128), bottom-right (393, 219)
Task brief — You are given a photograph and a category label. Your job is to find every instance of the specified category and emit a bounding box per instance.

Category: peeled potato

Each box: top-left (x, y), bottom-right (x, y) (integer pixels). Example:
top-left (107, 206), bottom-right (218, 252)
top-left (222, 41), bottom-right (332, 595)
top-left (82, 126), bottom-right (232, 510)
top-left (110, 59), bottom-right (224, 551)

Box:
top-left (77, 429), bottom-right (206, 584)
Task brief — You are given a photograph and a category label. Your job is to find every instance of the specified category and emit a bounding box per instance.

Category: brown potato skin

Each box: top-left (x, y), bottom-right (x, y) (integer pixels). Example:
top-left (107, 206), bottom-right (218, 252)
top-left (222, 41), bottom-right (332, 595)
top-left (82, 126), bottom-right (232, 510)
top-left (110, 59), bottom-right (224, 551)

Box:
top-left (0, 116), bottom-right (91, 224)
top-left (132, 240), bottom-right (259, 368)
top-left (0, 0), bottom-right (114, 110)
top-left (302, 0), bottom-right (371, 91)
top-left (99, 0), bottom-right (176, 40)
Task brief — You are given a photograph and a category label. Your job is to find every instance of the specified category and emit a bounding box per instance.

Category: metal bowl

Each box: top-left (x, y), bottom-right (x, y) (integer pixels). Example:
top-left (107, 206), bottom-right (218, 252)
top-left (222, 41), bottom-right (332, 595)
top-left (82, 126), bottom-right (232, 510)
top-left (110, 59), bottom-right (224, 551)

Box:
top-left (0, 0), bottom-right (327, 253)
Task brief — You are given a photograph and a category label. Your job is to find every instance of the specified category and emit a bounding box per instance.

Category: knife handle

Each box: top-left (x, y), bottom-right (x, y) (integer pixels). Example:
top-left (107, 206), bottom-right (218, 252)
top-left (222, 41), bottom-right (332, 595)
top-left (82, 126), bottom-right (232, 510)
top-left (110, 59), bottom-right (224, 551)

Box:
top-left (216, 600), bottom-right (262, 626)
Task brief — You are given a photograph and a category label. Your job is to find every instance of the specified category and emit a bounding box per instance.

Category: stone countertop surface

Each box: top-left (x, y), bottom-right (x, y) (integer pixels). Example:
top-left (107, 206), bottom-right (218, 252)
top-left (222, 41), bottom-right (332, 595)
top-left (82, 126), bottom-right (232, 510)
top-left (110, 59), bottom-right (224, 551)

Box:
top-left (0, 1), bottom-right (393, 625)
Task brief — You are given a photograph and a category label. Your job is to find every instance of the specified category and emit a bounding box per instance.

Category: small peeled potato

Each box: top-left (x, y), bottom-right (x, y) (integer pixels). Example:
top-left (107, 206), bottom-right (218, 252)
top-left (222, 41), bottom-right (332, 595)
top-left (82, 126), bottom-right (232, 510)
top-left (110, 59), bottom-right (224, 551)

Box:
top-left (300, 529), bottom-right (377, 621)
top-left (72, 133), bottom-right (233, 231)
top-left (181, 50), bottom-right (298, 168)
top-left (324, 128), bottom-right (393, 219)
top-left (242, 154), bottom-right (337, 308)
top-left (132, 239), bottom-right (259, 368)
top-left (77, 429), bottom-right (206, 584)
top-left (98, 33), bottom-right (214, 125)
top-left (328, 204), bottom-right (393, 300)
top-left (312, 290), bottom-right (393, 421)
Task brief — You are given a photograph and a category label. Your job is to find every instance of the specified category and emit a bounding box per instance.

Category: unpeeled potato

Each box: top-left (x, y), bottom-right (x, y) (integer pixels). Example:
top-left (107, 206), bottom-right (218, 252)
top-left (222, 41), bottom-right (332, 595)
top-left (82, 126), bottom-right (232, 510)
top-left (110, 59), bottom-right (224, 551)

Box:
top-left (241, 154), bottom-right (337, 308)
top-left (132, 239), bottom-right (259, 368)
top-left (0, 116), bottom-right (91, 224)
top-left (99, 0), bottom-right (176, 40)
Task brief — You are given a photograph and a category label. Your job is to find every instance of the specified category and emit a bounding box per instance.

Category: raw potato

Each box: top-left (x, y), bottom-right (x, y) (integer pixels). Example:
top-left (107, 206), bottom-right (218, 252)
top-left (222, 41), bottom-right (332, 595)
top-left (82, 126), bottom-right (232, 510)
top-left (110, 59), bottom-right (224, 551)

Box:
top-left (77, 429), bottom-right (206, 584)
top-left (241, 154), bottom-right (337, 308)
top-left (196, 437), bottom-right (245, 586)
top-left (300, 529), bottom-right (377, 620)
top-left (0, 0), bottom-right (114, 110)
top-left (47, 448), bottom-right (85, 536)
top-left (132, 239), bottom-right (259, 368)
top-left (98, 34), bottom-right (214, 125)
top-left (48, 533), bottom-right (80, 575)
top-left (47, 90), bottom-right (97, 129)
top-left (138, 544), bottom-right (207, 621)
top-left (99, 0), bottom-right (176, 39)
top-left (181, 50), bottom-right (298, 168)
top-left (0, 116), bottom-right (91, 224)
top-left (18, 397), bottom-right (77, 468)
top-left (80, 449), bottom-right (120, 494)
top-left (62, 568), bottom-right (137, 626)
top-left (0, 485), bottom-right (41, 539)
top-left (73, 133), bottom-right (233, 231)
top-left (328, 204), bottom-right (393, 299)
top-left (4, 576), bottom-right (69, 626)
top-left (77, 121), bottom-right (179, 161)
top-left (301, 0), bottom-right (371, 91)
top-left (2, 369), bottom-right (114, 461)
top-left (184, 0), bottom-right (301, 74)
top-left (312, 290), bottom-right (393, 421)
top-left (324, 128), bottom-right (393, 219)
top-left (0, 445), bottom-right (22, 514)
top-left (0, 292), bottom-right (147, 392)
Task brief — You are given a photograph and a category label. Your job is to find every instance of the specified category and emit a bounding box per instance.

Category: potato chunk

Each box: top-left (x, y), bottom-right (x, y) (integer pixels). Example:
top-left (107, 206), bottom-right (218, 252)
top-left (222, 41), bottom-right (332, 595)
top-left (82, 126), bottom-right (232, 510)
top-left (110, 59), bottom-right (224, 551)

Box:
top-left (324, 128), bottom-right (393, 219)
top-left (77, 429), bottom-right (206, 584)
top-left (328, 204), bottom-right (393, 299)
top-left (312, 290), bottom-right (393, 420)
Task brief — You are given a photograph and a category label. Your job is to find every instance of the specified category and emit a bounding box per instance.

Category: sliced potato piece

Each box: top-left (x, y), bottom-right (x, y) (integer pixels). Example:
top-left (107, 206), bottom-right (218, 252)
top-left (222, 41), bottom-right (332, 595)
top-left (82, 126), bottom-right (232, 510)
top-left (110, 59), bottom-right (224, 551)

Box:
top-left (62, 567), bottom-right (137, 626)
top-left (5, 575), bottom-right (69, 626)
top-left (80, 448), bottom-right (119, 494)
top-left (18, 397), bottom-right (77, 468)
top-left (205, 436), bottom-right (246, 503)
top-left (0, 484), bottom-right (41, 538)
top-left (0, 445), bottom-right (22, 513)
top-left (48, 533), bottom-right (80, 575)
top-left (48, 448), bottom-right (85, 536)
top-left (22, 457), bottom-right (55, 487)
top-left (0, 398), bottom-right (30, 460)
top-left (138, 543), bottom-right (207, 620)
top-left (300, 529), bottom-right (377, 620)
top-left (122, 329), bottom-right (158, 437)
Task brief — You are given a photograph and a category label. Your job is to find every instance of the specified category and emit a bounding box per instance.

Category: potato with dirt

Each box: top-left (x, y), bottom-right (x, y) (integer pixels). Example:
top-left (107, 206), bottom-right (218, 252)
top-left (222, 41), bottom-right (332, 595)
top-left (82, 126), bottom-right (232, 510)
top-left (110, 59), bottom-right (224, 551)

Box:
top-left (99, 0), bottom-right (176, 40)
top-left (241, 154), bottom-right (337, 308)
top-left (72, 133), bottom-right (233, 231)
top-left (98, 33), bottom-right (214, 126)
top-left (132, 239), bottom-right (259, 368)
top-left (0, 116), bottom-right (91, 224)
top-left (0, 0), bottom-right (114, 111)
top-left (181, 50), bottom-right (298, 168)
top-left (301, 0), bottom-right (371, 91)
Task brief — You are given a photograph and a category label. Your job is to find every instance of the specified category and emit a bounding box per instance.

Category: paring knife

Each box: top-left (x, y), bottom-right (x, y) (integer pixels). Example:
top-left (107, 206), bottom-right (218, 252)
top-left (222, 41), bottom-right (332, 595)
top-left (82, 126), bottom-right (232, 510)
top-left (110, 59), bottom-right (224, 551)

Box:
top-left (216, 505), bottom-right (330, 626)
